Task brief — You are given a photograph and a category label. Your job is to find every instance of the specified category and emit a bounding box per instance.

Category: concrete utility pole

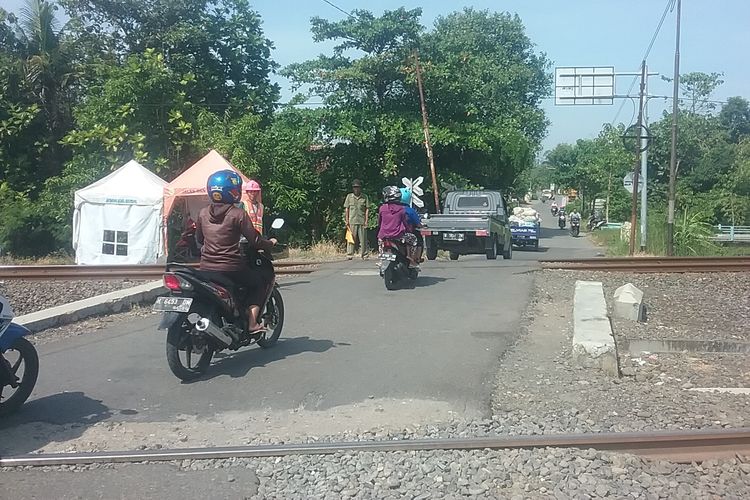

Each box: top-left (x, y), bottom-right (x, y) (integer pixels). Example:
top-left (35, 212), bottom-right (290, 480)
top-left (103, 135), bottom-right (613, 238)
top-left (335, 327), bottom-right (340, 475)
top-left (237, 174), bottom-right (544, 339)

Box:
top-left (667, 0), bottom-right (682, 256)
top-left (413, 51), bottom-right (441, 212)
top-left (628, 61), bottom-right (647, 256)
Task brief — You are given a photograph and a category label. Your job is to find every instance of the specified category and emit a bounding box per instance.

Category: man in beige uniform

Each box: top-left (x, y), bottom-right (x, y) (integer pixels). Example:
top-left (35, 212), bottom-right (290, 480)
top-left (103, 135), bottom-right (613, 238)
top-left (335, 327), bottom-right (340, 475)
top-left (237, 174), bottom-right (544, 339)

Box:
top-left (344, 179), bottom-right (369, 260)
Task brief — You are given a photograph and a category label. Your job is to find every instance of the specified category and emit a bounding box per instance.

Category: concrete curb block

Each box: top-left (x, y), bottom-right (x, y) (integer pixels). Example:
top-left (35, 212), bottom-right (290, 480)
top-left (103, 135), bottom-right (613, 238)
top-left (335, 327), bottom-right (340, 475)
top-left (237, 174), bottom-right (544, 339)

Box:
top-left (16, 281), bottom-right (165, 333)
top-left (613, 283), bottom-right (646, 322)
top-left (573, 280), bottom-right (619, 376)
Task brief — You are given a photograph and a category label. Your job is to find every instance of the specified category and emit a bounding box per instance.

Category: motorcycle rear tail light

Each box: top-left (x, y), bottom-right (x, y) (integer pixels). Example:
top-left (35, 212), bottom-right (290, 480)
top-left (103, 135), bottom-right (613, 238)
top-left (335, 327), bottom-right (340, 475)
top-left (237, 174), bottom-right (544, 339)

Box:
top-left (163, 273), bottom-right (192, 291)
top-left (475, 230), bottom-right (489, 236)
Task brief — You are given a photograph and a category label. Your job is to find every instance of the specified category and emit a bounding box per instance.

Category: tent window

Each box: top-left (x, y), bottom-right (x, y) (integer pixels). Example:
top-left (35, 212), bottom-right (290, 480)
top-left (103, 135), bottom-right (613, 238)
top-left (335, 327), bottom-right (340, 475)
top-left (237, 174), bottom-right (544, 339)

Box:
top-left (102, 230), bottom-right (128, 256)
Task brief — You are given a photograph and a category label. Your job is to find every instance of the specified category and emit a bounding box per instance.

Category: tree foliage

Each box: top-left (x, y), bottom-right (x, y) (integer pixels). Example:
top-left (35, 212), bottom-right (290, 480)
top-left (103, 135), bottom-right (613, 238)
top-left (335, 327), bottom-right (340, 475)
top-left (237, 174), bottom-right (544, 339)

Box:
top-left (545, 72), bottom-right (750, 250)
top-left (1, 3), bottom-right (551, 256)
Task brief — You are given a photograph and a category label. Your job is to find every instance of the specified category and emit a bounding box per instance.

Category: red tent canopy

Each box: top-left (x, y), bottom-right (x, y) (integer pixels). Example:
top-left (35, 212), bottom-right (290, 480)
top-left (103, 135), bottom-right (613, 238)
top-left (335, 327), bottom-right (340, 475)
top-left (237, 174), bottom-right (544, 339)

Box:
top-left (163, 150), bottom-right (252, 248)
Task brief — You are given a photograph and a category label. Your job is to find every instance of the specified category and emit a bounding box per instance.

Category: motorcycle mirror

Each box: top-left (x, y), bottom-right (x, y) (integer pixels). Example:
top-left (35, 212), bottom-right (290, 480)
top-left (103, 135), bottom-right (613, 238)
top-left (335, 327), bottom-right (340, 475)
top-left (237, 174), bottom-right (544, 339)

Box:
top-left (271, 218), bottom-right (285, 230)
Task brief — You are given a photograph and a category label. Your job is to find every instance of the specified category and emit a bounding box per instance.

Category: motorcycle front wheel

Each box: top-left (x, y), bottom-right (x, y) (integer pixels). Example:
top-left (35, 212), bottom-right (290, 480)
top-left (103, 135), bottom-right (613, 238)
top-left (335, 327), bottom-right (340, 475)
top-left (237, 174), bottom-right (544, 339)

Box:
top-left (0, 337), bottom-right (39, 416)
top-left (166, 315), bottom-right (214, 381)
top-left (258, 287), bottom-right (285, 348)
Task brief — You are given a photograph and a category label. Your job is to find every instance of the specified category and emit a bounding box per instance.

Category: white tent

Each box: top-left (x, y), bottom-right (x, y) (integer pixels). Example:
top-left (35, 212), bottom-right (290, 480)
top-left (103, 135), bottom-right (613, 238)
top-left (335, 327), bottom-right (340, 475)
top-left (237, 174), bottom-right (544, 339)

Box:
top-left (73, 160), bottom-right (167, 265)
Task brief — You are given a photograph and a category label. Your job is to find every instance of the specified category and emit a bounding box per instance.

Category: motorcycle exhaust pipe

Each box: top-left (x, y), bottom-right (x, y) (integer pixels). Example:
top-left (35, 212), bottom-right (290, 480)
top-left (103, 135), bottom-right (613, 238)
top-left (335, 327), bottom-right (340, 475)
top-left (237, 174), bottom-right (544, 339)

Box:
top-left (187, 313), bottom-right (233, 347)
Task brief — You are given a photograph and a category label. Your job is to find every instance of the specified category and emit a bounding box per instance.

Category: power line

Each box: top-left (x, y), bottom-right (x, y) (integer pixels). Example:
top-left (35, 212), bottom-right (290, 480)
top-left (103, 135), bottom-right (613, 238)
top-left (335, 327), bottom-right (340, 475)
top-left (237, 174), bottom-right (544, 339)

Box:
top-left (320, 0), bottom-right (355, 19)
top-left (610, 0), bottom-right (675, 126)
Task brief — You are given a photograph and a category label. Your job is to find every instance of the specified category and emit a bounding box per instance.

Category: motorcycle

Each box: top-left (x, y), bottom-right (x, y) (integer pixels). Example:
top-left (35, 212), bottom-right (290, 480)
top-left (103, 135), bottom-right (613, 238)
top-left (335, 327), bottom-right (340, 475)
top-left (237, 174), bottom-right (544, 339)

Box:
top-left (551, 206), bottom-right (559, 216)
top-left (379, 239), bottom-right (419, 290)
top-left (588, 214), bottom-right (607, 231)
top-left (558, 213), bottom-right (567, 229)
top-left (0, 295), bottom-right (39, 416)
top-left (570, 215), bottom-right (581, 237)
top-left (153, 218), bottom-right (286, 381)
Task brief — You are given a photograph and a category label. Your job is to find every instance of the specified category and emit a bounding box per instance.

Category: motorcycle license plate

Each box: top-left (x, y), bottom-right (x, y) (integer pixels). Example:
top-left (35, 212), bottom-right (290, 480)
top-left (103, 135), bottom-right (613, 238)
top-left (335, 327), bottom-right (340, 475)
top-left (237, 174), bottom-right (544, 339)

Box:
top-left (443, 232), bottom-right (464, 241)
top-left (379, 253), bottom-right (397, 261)
top-left (153, 296), bottom-right (193, 313)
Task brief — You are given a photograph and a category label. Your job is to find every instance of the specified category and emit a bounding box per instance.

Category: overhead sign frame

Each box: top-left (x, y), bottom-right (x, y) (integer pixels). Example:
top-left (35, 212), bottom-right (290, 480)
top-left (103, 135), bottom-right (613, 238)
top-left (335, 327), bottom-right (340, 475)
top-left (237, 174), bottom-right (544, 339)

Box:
top-left (555, 66), bottom-right (615, 106)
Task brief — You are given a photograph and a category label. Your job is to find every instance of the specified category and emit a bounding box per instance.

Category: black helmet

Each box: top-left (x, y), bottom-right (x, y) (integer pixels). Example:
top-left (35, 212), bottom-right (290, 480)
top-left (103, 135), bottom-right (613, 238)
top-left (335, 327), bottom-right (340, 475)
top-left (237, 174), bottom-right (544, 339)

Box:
top-left (382, 185), bottom-right (401, 202)
top-left (351, 179), bottom-right (362, 187)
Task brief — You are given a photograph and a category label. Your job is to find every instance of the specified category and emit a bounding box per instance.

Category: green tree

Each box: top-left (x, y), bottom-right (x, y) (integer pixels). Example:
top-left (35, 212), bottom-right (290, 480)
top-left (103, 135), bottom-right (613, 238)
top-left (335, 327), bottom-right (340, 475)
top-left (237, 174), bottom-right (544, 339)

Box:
top-left (719, 96), bottom-right (750, 142)
top-left (0, 1), bottom-right (76, 192)
top-left (60, 0), bottom-right (279, 115)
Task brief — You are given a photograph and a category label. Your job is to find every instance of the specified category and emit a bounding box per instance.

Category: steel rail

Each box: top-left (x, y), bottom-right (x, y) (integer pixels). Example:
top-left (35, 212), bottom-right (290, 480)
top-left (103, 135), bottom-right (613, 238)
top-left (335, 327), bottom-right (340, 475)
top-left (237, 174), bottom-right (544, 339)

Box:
top-left (2, 428), bottom-right (750, 467)
top-left (540, 256), bottom-right (750, 273)
top-left (0, 263), bottom-right (319, 280)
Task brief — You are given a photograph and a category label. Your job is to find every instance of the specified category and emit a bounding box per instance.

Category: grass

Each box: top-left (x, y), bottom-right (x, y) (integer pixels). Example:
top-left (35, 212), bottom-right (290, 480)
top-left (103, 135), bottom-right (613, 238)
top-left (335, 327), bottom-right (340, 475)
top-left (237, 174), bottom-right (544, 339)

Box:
top-left (286, 240), bottom-right (347, 261)
top-left (590, 215), bottom-right (750, 257)
top-left (0, 251), bottom-right (75, 265)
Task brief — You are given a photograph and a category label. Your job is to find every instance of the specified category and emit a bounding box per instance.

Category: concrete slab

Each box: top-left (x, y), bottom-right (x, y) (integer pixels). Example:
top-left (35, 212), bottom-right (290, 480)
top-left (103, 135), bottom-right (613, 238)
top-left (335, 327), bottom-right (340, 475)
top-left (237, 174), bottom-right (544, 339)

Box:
top-left (613, 283), bottom-right (645, 322)
top-left (16, 281), bottom-right (165, 332)
top-left (573, 280), bottom-right (618, 376)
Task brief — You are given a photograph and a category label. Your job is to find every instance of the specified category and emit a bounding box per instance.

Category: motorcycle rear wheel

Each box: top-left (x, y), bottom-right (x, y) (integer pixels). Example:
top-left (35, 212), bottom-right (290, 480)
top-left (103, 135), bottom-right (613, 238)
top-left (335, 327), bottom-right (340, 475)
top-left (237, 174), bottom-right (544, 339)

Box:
top-left (258, 287), bottom-right (285, 348)
top-left (0, 337), bottom-right (39, 416)
top-left (384, 263), bottom-right (398, 290)
top-left (166, 316), bottom-right (214, 381)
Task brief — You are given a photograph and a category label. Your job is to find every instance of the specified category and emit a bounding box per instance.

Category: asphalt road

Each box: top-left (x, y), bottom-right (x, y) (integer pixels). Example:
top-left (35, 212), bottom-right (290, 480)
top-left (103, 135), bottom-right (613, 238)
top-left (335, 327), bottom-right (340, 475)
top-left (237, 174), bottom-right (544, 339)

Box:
top-left (1, 205), bottom-right (597, 451)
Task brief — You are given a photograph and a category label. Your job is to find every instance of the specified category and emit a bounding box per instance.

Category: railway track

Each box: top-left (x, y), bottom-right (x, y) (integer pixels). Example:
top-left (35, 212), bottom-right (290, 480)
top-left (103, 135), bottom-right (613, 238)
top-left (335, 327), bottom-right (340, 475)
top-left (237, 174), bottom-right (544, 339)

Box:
top-left (2, 428), bottom-right (749, 467)
top-left (0, 262), bottom-right (319, 280)
top-left (540, 256), bottom-right (750, 273)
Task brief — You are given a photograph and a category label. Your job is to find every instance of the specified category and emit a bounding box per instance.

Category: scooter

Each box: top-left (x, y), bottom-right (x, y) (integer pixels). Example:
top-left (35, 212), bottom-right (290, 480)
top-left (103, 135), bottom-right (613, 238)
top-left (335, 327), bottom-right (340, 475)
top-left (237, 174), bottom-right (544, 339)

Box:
top-left (558, 213), bottom-right (567, 229)
top-left (588, 214), bottom-right (607, 231)
top-left (0, 295), bottom-right (39, 416)
top-left (570, 215), bottom-right (581, 237)
top-left (551, 206), bottom-right (559, 216)
top-left (379, 239), bottom-right (418, 290)
top-left (153, 218), bottom-right (287, 381)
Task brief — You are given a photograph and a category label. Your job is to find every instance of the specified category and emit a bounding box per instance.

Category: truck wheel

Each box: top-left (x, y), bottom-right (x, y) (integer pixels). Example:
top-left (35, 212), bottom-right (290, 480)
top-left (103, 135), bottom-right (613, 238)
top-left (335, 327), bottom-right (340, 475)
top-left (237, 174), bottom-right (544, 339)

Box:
top-left (485, 238), bottom-right (498, 260)
top-left (449, 251), bottom-right (459, 261)
top-left (426, 246), bottom-right (438, 261)
top-left (502, 240), bottom-right (513, 260)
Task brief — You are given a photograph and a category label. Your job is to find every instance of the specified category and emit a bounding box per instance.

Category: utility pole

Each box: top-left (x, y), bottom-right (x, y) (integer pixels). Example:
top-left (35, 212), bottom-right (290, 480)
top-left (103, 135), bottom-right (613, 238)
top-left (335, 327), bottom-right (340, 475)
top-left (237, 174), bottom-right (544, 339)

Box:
top-left (640, 64), bottom-right (649, 252)
top-left (413, 51), bottom-right (441, 212)
top-left (667, 0), bottom-right (681, 256)
top-left (628, 60), bottom-right (647, 256)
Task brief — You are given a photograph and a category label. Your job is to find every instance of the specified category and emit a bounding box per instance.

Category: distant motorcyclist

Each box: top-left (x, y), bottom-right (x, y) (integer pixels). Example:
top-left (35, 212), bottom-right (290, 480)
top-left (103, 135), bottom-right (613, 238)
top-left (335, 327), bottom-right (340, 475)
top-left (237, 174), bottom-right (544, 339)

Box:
top-left (377, 186), bottom-right (418, 267)
top-left (550, 201), bottom-right (559, 216)
top-left (196, 170), bottom-right (277, 334)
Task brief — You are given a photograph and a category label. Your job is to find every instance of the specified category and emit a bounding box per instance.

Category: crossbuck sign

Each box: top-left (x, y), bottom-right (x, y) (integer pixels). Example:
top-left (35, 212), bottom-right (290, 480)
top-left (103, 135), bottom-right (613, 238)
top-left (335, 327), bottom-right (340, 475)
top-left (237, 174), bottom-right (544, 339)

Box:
top-left (401, 176), bottom-right (424, 208)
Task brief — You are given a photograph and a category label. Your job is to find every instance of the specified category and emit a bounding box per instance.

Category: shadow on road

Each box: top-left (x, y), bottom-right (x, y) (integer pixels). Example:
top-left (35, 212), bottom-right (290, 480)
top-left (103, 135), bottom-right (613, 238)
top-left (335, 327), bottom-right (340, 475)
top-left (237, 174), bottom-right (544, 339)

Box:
top-left (197, 336), bottom-right (340, 381)
top-left (413, 276), bottom-right (451, 288)
top-left (0, 391), bottom-right (112, 455)
top-left (277, 280), bottom-right (310, 288)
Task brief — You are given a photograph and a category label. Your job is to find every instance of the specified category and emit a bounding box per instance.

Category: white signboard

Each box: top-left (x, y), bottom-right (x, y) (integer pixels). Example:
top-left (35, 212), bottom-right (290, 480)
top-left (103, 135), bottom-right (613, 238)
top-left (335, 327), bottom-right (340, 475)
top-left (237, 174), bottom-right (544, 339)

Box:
top-left (555, 66), bottom-right (615, 105)
top-left (401, 176), bottom-right (424, 208)
top-left (623, 172), bottom-right (644, 194)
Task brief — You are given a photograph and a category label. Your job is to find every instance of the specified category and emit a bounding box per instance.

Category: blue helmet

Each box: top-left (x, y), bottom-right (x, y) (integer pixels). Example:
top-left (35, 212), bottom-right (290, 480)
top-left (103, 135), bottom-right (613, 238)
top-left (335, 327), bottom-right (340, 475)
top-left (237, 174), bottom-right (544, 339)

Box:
top-left (206, 169), bottom-right (243, 204)
top-left (399, 187), bottom-right (412, 205)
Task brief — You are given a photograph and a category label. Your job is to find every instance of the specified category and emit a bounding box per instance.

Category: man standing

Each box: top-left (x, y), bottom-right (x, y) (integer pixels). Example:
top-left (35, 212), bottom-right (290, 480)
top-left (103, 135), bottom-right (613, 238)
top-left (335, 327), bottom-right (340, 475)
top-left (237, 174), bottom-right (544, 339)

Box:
top-left (344, 179), bottom-right (369, 260)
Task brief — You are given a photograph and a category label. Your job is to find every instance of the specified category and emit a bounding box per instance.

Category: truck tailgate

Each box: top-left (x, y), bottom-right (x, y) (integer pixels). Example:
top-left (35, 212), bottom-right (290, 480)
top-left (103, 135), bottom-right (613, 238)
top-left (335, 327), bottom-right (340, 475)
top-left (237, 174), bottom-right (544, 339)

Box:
top-left (422, 214), bottom-right (492, 232)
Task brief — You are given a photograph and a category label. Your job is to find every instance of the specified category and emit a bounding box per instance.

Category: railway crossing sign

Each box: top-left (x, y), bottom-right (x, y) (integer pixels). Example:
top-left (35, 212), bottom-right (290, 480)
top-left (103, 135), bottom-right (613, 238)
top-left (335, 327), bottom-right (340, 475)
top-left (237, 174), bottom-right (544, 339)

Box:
top-left (402, 176), bottom-right (424, 208)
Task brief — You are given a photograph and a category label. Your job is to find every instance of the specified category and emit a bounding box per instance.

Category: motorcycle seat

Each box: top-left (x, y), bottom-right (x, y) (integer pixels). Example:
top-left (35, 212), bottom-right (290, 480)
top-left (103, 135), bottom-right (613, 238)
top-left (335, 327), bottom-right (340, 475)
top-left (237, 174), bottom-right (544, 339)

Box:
top-left (194, 271), bottom-right (239, 291)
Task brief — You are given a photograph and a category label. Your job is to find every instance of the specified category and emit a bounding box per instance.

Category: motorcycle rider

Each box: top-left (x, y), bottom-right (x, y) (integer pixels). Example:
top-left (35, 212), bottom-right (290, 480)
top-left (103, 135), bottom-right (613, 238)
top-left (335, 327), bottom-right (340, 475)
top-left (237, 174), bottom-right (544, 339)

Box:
top-left (195, 170), bottom-right (277, 334)
top-left (550, 201), bottom-right (559, 216)
top-left (399, 187), bottom-right (423, 268)
top-left (378, 186), bottom-right (418, 267)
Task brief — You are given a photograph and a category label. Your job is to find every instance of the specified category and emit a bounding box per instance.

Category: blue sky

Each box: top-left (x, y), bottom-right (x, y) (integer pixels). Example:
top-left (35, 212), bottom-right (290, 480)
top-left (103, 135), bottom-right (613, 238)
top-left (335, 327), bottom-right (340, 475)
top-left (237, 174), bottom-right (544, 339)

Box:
top-left (6, 0), bottom-right (750, 152)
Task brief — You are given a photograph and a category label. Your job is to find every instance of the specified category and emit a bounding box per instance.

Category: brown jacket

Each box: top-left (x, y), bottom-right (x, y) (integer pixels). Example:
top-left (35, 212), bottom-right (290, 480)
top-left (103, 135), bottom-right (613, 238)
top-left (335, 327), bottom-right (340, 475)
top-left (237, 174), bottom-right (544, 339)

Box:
top-left (195, 204), bottom-right (273, 271)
